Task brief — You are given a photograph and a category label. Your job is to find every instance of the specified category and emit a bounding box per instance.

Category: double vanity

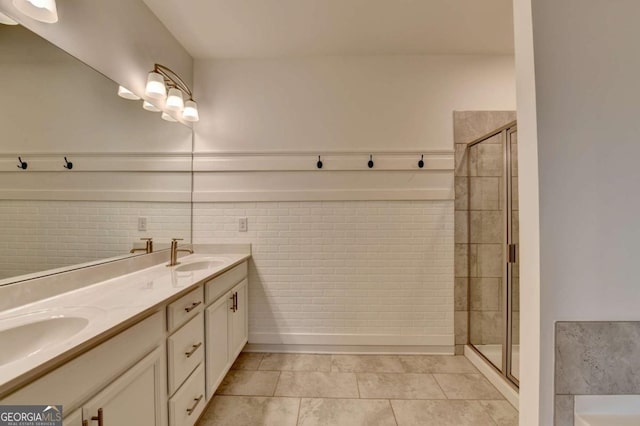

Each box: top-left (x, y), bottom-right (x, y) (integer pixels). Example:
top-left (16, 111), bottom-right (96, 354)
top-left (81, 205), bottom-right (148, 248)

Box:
top-left (0, 248), bottom-right (251, 426)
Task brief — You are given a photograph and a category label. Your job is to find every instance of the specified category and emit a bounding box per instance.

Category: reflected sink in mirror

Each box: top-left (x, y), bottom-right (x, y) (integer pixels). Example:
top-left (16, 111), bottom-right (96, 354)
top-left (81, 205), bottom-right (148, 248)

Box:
top-left (0, 307), bottom-right (103, 366)
top-left (174, 258), bottom-right (228, 272)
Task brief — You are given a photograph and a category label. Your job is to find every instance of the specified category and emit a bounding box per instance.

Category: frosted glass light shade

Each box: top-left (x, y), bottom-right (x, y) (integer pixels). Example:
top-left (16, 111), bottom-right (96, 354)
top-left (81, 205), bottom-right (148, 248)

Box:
top-left (166, 88), bottom-right (184, 112)
top-left (145, 72), bottom-right (166, 100)
top-left (161, 112), bottom-right (177, 122)
top-left (12, 0), bottom-right (58, 23)
top-left (117, 86), bottom-right (140, 100)
top-left (0, 11), bottom-right (18, 25)
top-left (182, 100), bottom-right (199, 122)
top-left (142, 101), bottom-right (161, 112)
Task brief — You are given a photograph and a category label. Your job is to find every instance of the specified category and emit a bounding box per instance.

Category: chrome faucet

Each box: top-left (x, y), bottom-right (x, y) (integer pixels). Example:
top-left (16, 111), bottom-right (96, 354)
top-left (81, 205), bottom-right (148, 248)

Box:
top-left (167, 238), bottom-right (193, 266)
top-left (130, 237), bottom-right (153, 254)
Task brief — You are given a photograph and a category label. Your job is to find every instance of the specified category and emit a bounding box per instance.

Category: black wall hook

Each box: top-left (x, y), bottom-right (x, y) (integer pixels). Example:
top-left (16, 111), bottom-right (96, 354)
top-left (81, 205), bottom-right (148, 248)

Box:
top-left (63, 157), bottom-right (73, 170)
top-left (418, 154), bottom-right (425, 169)
top-left (316, 155), bottom-right (323, 169)
top-left (17, 157), bottom-right (27, 170)
top-left (368, 155), bottom-right (374, 169)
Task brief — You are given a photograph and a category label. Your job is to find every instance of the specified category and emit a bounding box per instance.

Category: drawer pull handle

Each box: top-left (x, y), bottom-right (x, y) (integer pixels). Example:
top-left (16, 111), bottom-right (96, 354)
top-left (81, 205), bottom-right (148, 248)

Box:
top-left (185, 342), bottom-right (203, 358)
top-left (91, 408), bottom-right (104, 426)
top-left (186, 395), bottom-right (203, 416)
top-left (184, 301), bottom-right (202, 312)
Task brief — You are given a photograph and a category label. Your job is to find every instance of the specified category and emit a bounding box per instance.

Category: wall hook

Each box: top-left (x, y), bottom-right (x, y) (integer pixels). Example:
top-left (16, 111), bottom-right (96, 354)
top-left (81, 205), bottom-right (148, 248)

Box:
top-left (17, 157), bottom-right (27, 170)
top-left (316, 155), bottom-right (323, 169)
top-left (368, 155), bottom-right (374, 169)
top-left (418, 154), bottom-right (424, 169)
top-left (63, 156), bottom-right (73, 170)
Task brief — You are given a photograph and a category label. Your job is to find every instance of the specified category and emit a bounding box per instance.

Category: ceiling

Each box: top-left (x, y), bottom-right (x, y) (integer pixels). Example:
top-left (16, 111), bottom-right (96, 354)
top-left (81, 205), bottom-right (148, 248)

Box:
top-left (142, 0), bottom-right (515, 59)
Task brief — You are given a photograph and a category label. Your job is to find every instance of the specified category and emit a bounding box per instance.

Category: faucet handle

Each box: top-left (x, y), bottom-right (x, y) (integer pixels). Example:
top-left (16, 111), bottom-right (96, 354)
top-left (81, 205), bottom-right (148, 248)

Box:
top-left (171, 238), bottom-right (184, 242)
top-left (140, 237), bottom-right (152, 241)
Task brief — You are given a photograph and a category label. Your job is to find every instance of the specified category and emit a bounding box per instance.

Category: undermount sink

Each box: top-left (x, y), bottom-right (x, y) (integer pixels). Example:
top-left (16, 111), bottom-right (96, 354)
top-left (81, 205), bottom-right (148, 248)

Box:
top-left (174, 258), bottom-right (227, 272)
top-left (0, 307), bottom-right (100, 366)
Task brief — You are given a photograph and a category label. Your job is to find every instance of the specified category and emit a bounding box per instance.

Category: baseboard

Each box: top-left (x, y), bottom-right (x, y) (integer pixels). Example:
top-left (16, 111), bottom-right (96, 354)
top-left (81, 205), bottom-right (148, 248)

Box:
top-left (244, 343), bottom-right (454, 355)
top-left (464, 345), bottom-right (519, 409)
top-left (248, 332), bottom-right (454, 347)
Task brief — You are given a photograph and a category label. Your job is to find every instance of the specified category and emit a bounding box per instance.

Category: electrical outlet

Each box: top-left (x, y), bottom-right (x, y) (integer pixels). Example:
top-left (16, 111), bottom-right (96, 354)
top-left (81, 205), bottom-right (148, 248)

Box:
top-left (138, 217), bottom-right (147, 231)
top-left (238, 217), bottom-right (248, 232)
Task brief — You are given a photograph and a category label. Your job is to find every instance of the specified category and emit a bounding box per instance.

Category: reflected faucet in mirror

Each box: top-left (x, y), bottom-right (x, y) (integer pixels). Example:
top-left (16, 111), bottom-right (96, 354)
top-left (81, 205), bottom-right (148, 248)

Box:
top-left (130, 238), bottom-right (153, 254)
top-left (167, 238), bottom-right (193, 267)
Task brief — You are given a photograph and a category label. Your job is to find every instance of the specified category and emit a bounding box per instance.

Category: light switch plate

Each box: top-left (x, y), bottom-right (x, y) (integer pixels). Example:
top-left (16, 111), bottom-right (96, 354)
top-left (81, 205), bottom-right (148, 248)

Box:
top-left (239, 217), bottom-right (248, 232)
top-left (138, 217), bottom-right (147, 231)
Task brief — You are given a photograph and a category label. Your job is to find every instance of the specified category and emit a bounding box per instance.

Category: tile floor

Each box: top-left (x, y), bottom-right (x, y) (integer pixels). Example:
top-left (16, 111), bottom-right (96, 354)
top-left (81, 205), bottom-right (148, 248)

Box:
top-left (197, 353), bottom-right (518, 426)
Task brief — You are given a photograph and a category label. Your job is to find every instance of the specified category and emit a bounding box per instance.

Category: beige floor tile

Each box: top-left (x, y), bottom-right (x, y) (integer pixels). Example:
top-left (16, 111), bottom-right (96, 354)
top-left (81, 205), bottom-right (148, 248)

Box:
top-left (391, 399), bottom-right (497, 426)
top-left (297, 398), bottom-right (397, 426)
top-left (259, 353), bottom-right (331, 372)
top-left (357, 373), bottom-right (446, 399)
top-left (398, 355), bottom-right (478, 374)
top-left (274, 372), bottom-right (359, 398)
top-left (433, 373), bottom-right (503, 400)
top-left (331, 355), bottom-right (404, 373)
top-left (216, 370), bottom-right (280, 396)
top-left (197, 396), bottom-right (300, 426)
top-left (231, 352), bottom-right (265, 370)
top-left (478, 400), bottom-right (519, 426)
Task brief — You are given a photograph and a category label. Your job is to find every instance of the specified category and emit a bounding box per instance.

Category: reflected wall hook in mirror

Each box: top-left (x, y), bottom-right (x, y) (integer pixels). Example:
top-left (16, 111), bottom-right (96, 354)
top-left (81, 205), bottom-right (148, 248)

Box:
top-left (418, 154), bottom-right (424, 169)
top-left (17, 157), bottom-right (27, 170)
top-left (63, 156), bottom-right (73, 170)
top-left (368, 155), bottom-right (374, 169)
top-left (316, 156), bottom-right (323, 169)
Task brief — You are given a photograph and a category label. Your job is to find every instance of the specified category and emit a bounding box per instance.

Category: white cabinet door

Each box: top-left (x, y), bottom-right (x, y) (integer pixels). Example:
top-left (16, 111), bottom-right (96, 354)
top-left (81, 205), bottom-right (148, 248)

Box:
top-left (82, 347), bottom-right (162, 426)
top-left (205, 291), bottom-right (231, 400)
top-left (230, 279), bottom-right (248, 360)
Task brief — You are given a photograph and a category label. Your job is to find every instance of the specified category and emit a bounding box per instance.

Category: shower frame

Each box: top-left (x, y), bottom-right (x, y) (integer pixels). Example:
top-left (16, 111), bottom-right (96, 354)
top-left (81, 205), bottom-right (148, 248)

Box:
top-left (466, 120), bottom-right (519, 389)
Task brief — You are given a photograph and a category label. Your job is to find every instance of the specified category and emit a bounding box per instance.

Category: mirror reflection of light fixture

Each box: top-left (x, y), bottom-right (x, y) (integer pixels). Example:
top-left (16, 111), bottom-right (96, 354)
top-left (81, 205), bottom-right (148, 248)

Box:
top-left (143, 101), bottom-right (161, 112)
top-left (0, 11), bottom-right (18, 25)
top-left (117, 86), bottom-right (140, 100)
top-left (161, 112), bottom-right (178, 122)
top-left (12, 0), bottom-right (59, 23)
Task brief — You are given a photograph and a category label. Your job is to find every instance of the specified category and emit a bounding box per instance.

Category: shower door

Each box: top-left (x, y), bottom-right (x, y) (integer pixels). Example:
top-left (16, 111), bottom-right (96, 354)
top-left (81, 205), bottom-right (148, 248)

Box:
top-left (467, 121), bottom-right (519, 388)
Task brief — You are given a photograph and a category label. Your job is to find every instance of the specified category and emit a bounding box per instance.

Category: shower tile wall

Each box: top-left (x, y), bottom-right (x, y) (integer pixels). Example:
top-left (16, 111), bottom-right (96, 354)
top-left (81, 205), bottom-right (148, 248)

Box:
top-left (453, 111), bottom-right (516, 355)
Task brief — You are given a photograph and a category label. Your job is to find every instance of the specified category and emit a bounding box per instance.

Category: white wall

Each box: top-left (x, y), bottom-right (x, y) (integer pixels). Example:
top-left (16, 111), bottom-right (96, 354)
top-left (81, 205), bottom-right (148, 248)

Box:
top-left (193, 54), bottom-right (516, 349)
top-left (515, 0), bottom-right (640, 423)
top-left (195, 55), bottom-right (516, 153)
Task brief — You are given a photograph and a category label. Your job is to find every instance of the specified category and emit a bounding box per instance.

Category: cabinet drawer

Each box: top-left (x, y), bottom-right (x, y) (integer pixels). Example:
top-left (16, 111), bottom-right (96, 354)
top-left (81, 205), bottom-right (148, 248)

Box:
top-left (167, 313), bottom-right (204, 395)
top-left (167, 286), bottom-right (204, 332)
top-left (205, 261), bottom-right (247, 304)
top-left (169, 364), bottom-right (205, 426)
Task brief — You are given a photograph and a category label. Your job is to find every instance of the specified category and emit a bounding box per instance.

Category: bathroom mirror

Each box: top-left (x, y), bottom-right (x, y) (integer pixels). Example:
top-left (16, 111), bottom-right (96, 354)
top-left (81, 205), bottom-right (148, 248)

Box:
top-left (0, 25), bottom-right (193, 284)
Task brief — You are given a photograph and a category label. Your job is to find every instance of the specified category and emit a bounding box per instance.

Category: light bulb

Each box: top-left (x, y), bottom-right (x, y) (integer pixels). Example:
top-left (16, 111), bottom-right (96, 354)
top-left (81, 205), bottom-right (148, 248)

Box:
top-left (182, 100), bottom-right (199, 122)
top-left (166, 88), bottom-right (184, 112)
top-left (12, 0), bottom-right (58, 23)
top-left (0, 11), bottom-right (18, 25)
top-left (145, 71), bottom-right (166, 100)
top-left (117, 86), bottom-right (140, 100)
top-left (161, 112), bottom-right (177, 122)
top-left (142, 101), bottom-right (161, 112)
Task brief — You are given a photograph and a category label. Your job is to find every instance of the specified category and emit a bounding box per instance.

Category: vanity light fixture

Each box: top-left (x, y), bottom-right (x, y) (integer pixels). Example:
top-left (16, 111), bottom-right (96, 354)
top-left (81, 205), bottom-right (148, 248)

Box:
top-left (0, 11), bottom-right (18, 25)
top-left (143, 64), bottom-right (199, 122)
top-left (143, 100), bottom-right (161, 112)
top-left (117, 86), bottom-right (140, 100)
top-left (12, 0), bottom-right (58, 23)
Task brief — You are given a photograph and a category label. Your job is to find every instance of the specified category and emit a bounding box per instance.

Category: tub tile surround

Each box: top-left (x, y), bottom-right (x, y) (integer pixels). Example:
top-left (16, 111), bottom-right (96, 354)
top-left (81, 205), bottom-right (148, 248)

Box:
top-left (0, 245), bottom-right (250, 396)
top-left (198, 353), bottom-right (518, 426)
top-left (554, 321), bottom-right (640, 425)
top-left (453, 111), bottom-right (516, 354)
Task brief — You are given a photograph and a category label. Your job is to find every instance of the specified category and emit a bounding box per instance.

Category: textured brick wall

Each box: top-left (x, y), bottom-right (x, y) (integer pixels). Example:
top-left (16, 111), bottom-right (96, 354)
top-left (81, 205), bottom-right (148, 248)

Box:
top-left (194, 200), bottom-right (454, 346)
top-left (0, 200), bottom-right (191, 279)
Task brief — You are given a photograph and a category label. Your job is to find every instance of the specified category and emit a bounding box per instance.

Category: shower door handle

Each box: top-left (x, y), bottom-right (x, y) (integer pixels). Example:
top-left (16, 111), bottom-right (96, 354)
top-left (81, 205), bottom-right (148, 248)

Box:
top-left (508, 244), bottom-right (517, 263)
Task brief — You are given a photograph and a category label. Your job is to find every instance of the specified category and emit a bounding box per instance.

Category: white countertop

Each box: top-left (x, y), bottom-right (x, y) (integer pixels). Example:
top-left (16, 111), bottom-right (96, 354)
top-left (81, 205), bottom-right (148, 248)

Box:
top-left (0, 252), bottom-right (250, 397)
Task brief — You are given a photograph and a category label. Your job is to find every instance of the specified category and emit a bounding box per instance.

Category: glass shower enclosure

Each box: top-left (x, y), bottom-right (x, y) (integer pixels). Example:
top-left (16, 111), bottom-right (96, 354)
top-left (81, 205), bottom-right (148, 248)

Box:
top-left (466, 121), bottom-right (519, 387)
